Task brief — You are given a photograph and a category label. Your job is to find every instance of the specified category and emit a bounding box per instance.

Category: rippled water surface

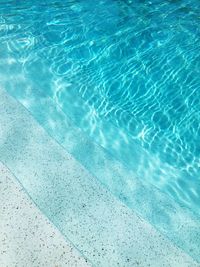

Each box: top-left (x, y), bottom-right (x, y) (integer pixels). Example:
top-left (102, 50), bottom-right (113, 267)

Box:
top-left (0, 0), bottom-right (200, 216)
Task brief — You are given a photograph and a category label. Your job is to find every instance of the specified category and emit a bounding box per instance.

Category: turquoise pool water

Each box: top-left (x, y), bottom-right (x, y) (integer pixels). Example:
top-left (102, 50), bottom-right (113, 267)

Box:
top-left (0, 0), bottom-right (200, 261)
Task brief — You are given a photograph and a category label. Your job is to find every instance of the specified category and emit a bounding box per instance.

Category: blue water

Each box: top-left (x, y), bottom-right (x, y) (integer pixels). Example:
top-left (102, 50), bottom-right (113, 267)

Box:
top-left (0, 0), bottom-right (200, 261)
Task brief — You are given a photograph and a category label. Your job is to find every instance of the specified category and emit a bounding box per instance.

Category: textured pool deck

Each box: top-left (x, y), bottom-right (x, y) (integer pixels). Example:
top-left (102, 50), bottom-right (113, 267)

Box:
top-left (0, 87), bottom-right (199, 267)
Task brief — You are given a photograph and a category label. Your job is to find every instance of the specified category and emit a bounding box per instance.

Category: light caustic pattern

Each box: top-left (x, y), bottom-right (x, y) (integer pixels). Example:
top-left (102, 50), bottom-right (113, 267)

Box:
top-left (0, 0), bottom-right (200, 215)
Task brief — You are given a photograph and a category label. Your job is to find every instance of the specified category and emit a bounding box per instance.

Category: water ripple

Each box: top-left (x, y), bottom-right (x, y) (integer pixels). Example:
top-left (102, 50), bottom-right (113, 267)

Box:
top-left (0, 0), bottom-right (200, 216)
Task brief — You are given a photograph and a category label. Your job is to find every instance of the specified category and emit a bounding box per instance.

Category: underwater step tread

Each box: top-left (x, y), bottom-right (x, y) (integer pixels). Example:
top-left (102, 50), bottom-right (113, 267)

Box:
top-left (0, 161), bottom-right (91, 267)
top-left (0, 87), bottom-right (199, 267)
top-left (4, 85), bottom-right (200, 262)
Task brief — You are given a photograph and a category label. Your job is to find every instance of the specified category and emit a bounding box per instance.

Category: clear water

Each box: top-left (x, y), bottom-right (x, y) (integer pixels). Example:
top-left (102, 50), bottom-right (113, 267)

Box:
top-left (0, 0), bottom-right (200, 258)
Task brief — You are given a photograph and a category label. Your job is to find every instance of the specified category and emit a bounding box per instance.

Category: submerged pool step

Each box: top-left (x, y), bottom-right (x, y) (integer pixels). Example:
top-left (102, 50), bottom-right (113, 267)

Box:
top-left (0, 88), bottom-right (199, 267)
top-left (2, 86), bottom-right (200, 263)
top-left (0, 161), bottom-right (91, 267)
top-left (5, 74), bottom-right (199, 218)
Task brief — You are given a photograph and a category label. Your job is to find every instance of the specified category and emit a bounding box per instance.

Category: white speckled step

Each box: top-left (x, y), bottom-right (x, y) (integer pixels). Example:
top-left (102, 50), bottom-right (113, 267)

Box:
top-left (0, 161), bottom-right (91, 267)
top-left (3, 81), bottom-right (200, 262)
top-left (0, 88), bottom-right (199, 267)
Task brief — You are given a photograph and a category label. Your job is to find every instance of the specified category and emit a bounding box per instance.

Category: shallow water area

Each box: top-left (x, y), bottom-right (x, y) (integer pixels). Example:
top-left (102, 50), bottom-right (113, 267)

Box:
top-left (0, 0), bottom-right (200, 263)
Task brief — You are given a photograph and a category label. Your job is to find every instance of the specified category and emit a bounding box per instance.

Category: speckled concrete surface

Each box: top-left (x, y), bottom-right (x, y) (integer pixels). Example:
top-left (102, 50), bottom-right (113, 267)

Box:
top-left (0, 87), bottom-right (199, 267)
top-left (0, 161), bottom-right (91, 267)
top-left (5, 83), bottom-right (200, 262)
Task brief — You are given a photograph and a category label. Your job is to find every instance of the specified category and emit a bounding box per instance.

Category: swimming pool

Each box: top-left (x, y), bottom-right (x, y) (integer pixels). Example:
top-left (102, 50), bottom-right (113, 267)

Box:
top-left (0, 0), bottom-right (200, 263)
